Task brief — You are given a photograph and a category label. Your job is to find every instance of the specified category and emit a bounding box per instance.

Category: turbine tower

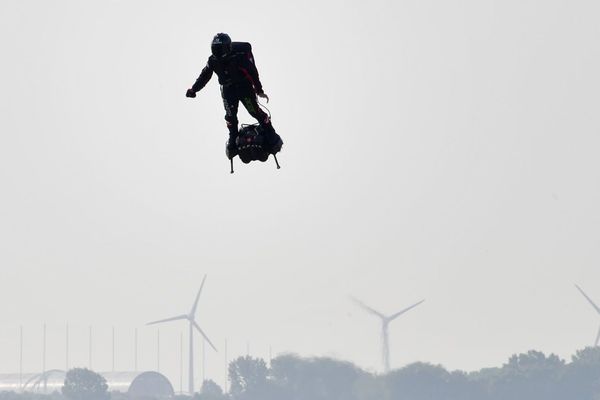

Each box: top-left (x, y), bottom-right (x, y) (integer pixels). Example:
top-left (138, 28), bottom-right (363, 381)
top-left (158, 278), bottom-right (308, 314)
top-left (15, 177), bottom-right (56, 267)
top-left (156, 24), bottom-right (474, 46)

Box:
top-left (351, 296), bottom-right (424, 373)
top-left (575, 284), bottom-right (600, 346)
top-left (147, 275), bottom-right (217, 394)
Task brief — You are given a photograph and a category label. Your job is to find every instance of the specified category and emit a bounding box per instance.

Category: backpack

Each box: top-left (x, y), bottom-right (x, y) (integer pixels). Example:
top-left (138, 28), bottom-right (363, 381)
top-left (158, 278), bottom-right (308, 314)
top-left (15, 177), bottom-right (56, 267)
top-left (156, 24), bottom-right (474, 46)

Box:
top-left (226, 124), bottom-right (283, 173)
top-left (232, 42), bottom-right (256, 65)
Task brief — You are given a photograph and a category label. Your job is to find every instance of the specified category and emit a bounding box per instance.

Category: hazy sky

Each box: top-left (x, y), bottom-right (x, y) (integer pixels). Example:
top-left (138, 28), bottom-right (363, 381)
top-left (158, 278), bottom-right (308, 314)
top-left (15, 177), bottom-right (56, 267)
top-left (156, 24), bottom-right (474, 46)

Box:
top-left (1, 0), bottom-right (600, 392)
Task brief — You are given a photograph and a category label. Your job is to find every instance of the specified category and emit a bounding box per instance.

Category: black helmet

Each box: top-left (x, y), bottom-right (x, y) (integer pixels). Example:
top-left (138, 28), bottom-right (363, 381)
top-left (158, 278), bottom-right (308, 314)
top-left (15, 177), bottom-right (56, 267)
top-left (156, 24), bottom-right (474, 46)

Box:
top-left (211, 33), bottom-right (232, 58)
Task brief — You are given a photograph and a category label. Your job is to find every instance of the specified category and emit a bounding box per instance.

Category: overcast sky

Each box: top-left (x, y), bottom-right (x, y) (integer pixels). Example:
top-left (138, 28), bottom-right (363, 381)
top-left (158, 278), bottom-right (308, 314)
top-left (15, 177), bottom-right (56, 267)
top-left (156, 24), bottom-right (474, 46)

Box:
top-left (1, 0), bottom-right (600, 392)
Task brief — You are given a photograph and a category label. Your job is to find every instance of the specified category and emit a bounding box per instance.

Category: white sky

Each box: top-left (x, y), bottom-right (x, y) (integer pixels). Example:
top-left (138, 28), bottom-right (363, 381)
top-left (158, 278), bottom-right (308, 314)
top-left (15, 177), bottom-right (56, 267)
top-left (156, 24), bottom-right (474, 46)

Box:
top-left (1, 0), bottom-right (600, 392)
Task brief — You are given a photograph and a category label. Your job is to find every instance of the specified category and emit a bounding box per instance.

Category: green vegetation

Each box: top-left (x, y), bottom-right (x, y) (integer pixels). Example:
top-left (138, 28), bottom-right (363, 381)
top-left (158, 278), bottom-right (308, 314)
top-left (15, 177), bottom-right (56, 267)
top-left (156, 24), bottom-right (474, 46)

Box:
top-left (62, 369), bottom-right (109, 400)
top-left (3, 348), bottom-right (600, 399)
top-left (222, 347), bottom-right (600, 400)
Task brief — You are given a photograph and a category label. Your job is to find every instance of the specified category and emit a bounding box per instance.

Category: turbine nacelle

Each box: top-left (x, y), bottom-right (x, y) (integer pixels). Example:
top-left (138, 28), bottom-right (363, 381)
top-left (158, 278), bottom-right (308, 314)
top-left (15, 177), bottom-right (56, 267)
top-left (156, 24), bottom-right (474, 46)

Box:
top-left (351, 296), bottom-right (425, 323)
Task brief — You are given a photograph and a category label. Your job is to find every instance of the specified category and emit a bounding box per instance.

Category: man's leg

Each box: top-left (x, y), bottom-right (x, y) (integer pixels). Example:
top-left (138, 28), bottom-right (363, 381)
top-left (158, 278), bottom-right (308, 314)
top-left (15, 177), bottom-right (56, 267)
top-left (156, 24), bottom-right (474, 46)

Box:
top-left (221, 85), bottom-right (240, 147)
top-left (240, 92), bottom-right (281, 154)
top-left (239, 87), bottom-right (275, 135)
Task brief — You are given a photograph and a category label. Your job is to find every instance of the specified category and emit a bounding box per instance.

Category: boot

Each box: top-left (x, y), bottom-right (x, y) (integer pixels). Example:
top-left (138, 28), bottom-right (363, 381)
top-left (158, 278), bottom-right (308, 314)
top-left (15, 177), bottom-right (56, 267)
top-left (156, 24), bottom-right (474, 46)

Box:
top-left (261, 122), bottom-right (282, 153)
top-left (226, 134), bottom-right (238, 159)
top-left (226, 123), bottom-right (239, 159)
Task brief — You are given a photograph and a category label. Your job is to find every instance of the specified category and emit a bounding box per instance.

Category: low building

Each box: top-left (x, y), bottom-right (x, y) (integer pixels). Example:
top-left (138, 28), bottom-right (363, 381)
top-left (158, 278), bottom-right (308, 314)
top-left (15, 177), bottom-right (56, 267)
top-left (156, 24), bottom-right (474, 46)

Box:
top-left (0, 370), bottom-right (174, 399)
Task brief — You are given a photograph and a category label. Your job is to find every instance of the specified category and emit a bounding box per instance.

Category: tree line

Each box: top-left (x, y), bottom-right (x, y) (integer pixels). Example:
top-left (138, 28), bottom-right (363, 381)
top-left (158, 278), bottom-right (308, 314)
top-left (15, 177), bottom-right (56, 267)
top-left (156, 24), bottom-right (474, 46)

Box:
top-left (209, 346), bottom-right (600, 400)
top-left (2, 347), bottom-right (600, 400)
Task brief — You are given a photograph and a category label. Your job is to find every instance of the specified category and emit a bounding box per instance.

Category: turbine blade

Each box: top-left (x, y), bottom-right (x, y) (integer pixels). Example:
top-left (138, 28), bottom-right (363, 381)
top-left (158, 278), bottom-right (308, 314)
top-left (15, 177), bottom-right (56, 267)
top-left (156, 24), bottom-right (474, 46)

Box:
top-left (575, 285), bottom-right (600, 315)
top-left (146, 314), bottom-right (188, 326)
top-left (191, 275), bottom-right (207, 316)
top-left (350, 296), bottom-right (385, 319)
top-left (388, 299), bottom-right (425, 321)
top-left (192, 320), bottom-right (217, 352)
top-left (595, 325), bottom-right (600, 347)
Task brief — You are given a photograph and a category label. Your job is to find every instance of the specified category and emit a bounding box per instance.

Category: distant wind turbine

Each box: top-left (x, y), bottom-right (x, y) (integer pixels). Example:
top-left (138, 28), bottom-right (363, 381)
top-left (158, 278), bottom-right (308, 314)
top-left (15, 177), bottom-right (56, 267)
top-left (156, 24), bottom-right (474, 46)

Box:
top-left (575, 284), bottom-right (600, 347)
top-left (351, 296), bottom-right (424, 373)
top-left (147, 275), bottom-right (217, 394)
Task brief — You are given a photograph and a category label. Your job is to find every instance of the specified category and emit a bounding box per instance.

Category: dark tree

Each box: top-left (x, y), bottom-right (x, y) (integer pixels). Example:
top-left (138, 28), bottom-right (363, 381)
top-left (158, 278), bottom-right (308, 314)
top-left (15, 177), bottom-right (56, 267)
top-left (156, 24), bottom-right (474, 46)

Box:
top-left (196, 379), bottom-right (228, 400)
top-left (228, 356), bottom-right (271, 400)
top-left (385, 362), bottom-right (454, 400)
top-left (486, 351), bottom-right (565, 400)
top-left (561, 347), bottom-right (600, 400)
top-left (351, 372), bottom-right (387, 400)
top-left (62, 368), bottom-right (109, 400)
top-left (270, 354), bottom-right (366, 400)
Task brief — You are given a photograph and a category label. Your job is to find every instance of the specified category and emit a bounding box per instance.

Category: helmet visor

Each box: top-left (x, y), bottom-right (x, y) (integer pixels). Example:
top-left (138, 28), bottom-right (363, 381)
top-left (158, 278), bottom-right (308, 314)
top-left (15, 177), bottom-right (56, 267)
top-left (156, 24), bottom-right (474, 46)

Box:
top-left (211, 43), bottom-right (230, 58)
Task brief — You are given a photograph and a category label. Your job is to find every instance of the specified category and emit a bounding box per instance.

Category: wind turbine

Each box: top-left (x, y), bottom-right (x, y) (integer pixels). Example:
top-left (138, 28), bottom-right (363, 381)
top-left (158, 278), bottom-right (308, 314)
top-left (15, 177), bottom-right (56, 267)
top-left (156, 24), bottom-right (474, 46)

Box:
top-left (351, 296), bottom-right (424, 373)
top-left (575, 284), bottom-right (600, 347)
top-left (147, 275), bottom-right (217, 394)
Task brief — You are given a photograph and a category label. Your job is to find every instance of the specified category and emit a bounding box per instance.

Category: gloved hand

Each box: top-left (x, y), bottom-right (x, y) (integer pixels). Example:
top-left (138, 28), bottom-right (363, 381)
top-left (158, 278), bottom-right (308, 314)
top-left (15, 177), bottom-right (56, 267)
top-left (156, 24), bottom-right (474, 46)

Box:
top-left (257, 92), bottom-right (269, 103)
top-left (186, 89), bottom-right (196, 98)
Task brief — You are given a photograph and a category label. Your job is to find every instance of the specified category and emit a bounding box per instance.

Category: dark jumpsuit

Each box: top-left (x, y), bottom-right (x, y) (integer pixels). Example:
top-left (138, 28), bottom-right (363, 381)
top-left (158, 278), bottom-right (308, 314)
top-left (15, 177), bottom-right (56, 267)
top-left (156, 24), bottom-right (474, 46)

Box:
top-left (190, 42), bottom-right (273, 141)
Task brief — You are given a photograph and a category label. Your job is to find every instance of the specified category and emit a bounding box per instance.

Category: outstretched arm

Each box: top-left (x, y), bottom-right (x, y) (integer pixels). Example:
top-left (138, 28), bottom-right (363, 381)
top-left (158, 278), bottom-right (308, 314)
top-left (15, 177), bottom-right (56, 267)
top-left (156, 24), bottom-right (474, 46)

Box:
top-left (186, 60), bottom-right (214, 97)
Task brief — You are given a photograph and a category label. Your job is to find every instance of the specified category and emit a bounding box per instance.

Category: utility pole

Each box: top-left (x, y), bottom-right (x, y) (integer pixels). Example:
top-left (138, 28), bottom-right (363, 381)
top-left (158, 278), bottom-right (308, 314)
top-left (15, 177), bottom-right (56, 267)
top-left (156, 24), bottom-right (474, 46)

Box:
top-left (112, 326), bottom-right (115, 372)
top-left (66, 323), bottom-right (69, 371)
top-left (134, 328), bottom-right (138, 372)
top-left (89, 326), bottom-right (92, 370)
top-left (180, 332), bottom-right (183, 394)
top-left (19, 326), bottom-right (23, 392)
top-left (42, 323), bottom-right (46, 373)
top-left (224, 338), bottom-right (228, 393)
